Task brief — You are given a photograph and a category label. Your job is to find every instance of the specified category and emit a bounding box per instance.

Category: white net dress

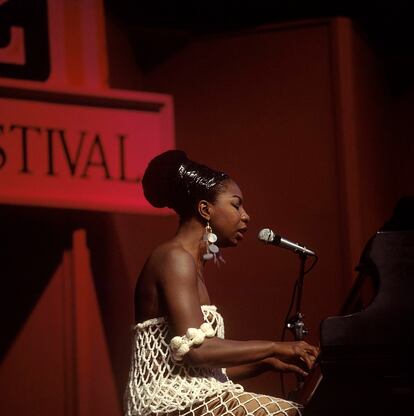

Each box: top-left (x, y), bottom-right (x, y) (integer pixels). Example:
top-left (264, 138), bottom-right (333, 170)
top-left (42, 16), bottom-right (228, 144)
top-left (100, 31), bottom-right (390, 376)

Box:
top-left (124, 305), bottom-right (302, 416)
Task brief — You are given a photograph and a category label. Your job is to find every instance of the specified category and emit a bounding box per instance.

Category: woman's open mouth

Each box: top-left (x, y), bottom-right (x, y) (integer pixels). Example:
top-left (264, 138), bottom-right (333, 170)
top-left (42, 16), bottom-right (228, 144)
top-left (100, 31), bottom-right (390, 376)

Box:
top-left (236, 228), bottom-right (247, 240)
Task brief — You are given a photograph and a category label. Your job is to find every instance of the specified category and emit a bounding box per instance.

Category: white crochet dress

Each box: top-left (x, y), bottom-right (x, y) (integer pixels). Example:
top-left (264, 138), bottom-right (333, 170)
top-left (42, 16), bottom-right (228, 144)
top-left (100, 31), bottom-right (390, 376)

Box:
top-left (124, 305), bottom-right (302, 416)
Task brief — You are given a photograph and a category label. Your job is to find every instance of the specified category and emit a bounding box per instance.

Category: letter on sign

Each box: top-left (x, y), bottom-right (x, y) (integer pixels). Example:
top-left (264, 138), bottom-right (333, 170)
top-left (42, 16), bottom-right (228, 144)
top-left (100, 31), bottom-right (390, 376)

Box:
top-left (0, 86), bottom-right (174, 214)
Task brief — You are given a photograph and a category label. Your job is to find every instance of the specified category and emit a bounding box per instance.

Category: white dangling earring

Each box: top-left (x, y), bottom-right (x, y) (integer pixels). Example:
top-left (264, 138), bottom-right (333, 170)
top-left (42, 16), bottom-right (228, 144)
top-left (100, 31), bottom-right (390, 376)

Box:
top-left (202, 221), bottom-right (225, 265)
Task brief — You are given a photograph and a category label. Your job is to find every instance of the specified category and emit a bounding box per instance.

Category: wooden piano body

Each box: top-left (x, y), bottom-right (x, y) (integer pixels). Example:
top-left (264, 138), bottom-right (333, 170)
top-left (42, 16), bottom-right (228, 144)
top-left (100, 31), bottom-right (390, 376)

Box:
top-left (301, 229), bottom-right (414, 415)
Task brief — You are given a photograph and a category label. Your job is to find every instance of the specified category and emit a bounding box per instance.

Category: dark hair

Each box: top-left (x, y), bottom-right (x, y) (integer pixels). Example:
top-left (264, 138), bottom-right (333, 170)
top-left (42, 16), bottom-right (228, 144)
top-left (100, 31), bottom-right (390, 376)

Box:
top-left (142, 150), bottom-right (230, 220)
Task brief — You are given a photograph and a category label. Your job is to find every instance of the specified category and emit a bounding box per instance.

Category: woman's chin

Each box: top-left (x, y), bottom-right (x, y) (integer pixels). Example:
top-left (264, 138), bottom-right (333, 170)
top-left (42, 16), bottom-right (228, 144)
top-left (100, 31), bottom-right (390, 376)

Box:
top-left (217, 240), bottom-right (233, 248)
top-left (218, 234), bottom-right (243, 247)
top-left (225, 238), bottom-right (240, 247)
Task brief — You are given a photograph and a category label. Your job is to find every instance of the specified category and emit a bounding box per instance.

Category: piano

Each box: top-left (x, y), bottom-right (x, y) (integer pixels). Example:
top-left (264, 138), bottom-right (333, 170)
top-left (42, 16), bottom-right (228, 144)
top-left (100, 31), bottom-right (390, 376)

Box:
top-left (300, 198), bottom-right (414, 415)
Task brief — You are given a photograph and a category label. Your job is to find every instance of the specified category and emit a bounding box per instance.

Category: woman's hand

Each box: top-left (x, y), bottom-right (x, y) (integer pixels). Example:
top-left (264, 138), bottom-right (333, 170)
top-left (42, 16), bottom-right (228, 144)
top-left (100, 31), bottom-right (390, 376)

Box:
top-left (273, 341), bottom-right (319, 371)
top-left (262, 357), bottom-right (309, 377)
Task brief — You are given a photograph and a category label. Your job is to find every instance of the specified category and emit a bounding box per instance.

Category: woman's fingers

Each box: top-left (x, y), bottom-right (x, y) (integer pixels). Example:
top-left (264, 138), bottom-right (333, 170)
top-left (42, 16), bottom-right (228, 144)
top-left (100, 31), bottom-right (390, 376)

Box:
top-left (296, 342), bottom-right (319, 370)
top-left (298, 345), bottom-right (317, 370)
top-left (300, 342), bottom-right (319, 356)
top-left (299, 354), bottom-right (313, 370)
top-left (286, 363), bottom-right (309, 377)
top-left (266, 357), bottom-right (309, 377)
top-left (306, 345), bottom-right (319, 358)
top-left (276, 341), bottom-right (319, 369)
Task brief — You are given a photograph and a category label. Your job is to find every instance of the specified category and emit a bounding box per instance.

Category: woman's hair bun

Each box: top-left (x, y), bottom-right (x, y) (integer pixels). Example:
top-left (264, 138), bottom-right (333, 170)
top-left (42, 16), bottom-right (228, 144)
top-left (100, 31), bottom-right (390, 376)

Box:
top-left (142, 149), bottom-right (230, 218)
top-left (142, 149), bottom-right (188, 208)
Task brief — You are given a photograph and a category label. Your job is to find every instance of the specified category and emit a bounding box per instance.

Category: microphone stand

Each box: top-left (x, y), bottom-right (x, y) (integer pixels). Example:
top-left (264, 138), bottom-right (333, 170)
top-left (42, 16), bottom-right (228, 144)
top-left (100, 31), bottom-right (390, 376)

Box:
top-left (286, 253), bottom-right (309, 400)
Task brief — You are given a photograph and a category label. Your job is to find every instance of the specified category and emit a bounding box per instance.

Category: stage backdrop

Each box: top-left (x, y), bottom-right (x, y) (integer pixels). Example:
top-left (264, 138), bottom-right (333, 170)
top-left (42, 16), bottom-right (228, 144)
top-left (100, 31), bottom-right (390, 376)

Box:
top-left (0, 1), bottom-right (174, 415)
top-left (2, 2), bottom-right (412, 415)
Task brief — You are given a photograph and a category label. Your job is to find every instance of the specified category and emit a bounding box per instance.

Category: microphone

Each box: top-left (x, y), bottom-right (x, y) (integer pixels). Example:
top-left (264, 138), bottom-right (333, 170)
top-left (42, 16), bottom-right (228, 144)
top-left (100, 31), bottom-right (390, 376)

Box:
top-left (257, 228), bottom-right (316, 257)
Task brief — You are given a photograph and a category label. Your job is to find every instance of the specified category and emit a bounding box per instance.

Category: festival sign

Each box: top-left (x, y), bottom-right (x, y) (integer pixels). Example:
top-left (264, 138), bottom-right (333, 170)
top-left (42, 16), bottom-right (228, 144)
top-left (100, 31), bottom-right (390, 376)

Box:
top-left (0, 85), bottom-right (174, 213)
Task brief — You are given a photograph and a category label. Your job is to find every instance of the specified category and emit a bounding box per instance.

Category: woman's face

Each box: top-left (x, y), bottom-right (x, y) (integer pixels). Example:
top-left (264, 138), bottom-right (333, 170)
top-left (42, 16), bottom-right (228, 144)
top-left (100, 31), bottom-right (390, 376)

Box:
top-left (209, 179), bottom-right (250, 247)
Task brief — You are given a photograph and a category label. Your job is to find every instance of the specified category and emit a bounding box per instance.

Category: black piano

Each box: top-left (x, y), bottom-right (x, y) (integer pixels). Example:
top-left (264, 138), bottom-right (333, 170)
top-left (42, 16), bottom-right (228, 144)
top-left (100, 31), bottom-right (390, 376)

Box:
top-left (302, 198), bottom-right (414, 415)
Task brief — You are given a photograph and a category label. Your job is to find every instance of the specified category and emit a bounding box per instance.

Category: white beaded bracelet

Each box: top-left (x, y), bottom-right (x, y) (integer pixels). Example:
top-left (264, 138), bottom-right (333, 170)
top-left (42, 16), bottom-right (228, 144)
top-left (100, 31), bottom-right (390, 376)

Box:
top-left (170, 322), bottom-right (216, 361)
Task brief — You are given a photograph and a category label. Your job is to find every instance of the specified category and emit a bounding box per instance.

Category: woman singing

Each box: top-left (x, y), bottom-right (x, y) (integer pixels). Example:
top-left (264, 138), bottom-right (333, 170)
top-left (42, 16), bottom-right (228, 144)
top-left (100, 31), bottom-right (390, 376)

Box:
top-left (124, 150), bottom-right (318, 416)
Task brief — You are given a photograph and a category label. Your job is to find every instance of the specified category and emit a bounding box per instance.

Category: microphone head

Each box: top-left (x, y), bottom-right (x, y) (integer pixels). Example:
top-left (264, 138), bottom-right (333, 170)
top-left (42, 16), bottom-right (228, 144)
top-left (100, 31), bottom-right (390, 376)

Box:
top-left (257, 228), bottom-right (275, 243)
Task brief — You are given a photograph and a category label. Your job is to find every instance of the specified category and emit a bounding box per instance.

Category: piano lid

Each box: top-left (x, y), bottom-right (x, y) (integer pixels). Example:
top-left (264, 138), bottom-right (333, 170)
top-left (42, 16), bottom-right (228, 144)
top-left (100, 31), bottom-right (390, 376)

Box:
top-left (321, 196), bottom-right (414, 350)
top-left (302, 198), bottom-right (414, 415)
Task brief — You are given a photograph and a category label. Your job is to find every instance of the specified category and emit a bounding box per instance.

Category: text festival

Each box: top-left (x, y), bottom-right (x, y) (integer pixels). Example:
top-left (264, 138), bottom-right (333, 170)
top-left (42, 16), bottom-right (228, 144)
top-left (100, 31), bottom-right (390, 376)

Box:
top-left (0, 123), bottom-right (140, 182)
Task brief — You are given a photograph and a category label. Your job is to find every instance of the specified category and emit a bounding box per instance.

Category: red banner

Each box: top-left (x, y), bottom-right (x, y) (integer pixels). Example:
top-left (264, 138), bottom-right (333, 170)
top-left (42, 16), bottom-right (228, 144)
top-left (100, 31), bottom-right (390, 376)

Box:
top-left (0, 86), bottom-right (174, 214)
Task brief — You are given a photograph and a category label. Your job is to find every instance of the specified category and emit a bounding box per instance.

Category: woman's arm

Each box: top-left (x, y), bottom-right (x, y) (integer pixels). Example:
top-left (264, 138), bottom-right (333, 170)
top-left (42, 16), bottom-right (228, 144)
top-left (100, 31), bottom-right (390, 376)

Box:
top-left (225, 362), bottom-right (268, 382)
top-left (156, 247), bottom-right (317, 369)
top-left (226, 357), bottom-right (310, 382)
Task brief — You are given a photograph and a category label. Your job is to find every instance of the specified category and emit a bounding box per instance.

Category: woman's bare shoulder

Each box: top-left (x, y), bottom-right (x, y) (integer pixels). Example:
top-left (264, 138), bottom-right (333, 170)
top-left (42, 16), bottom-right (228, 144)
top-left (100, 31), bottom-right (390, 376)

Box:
top-left (135, 242), bottom-right (197, 322)
top-left (146, 241), bottom-right (197, 281)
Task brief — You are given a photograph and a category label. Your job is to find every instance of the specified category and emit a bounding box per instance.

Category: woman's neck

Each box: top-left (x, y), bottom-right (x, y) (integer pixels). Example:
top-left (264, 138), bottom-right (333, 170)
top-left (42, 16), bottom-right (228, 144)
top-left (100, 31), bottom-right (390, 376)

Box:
top-left (174, 217), bottom-right (206, 271)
